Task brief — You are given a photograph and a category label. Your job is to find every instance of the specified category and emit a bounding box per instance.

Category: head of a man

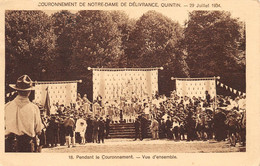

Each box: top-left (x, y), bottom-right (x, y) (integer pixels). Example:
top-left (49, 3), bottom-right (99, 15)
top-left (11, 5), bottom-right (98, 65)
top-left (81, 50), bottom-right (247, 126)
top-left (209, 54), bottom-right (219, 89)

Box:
top-left (10, 75), bottom-right (34, 97)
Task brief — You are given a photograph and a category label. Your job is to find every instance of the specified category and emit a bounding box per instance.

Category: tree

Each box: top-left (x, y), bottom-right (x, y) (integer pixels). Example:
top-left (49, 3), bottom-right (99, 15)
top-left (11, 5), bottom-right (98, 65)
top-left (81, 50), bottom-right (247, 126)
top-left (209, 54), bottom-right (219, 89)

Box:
top-left (71, 10), bottom-right (123, 68)
top-left (126, 10), bottom-right (188, 95)
top-left (69, 10), bottom-right (124, 100)
top-left (109, 11), bottom-right (135, 67)
top-left (5, 10), bottom-right (55, 84)
top-left (51, 10), bottom-right (76, 80)
top-left (184, 11), bottom-right (246, 93)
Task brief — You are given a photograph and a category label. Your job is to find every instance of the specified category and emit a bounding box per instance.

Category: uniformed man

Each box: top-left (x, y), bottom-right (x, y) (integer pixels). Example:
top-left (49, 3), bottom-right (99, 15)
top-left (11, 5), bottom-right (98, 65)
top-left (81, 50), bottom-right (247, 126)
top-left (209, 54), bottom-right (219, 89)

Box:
top-left (105, 115), bottom-right (111, 138)
top-left (98, 117), bottom-right (105, 143)
top-left (86, 115), bottom-right (93, 143)
top-left (5, 75), bottom-right (43, 152)
top-left (92, 116), bottom-right (99, 143)
top-left (64, 114), bottom-right (75, 148)
top-left (150, 117), bottom-right (159, 140)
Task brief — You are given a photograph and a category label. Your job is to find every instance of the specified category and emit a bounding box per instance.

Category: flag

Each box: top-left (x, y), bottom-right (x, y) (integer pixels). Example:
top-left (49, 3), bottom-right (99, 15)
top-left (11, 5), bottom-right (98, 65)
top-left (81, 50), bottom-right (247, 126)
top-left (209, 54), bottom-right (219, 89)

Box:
top-left (238, 91), bottom-right (241, 95)
top-left (176, 79), bottom-right (215, 99)
top-left (220, 83), bottom-right (224, 87)
top-left (44, 87), bottom-right (51, 116)
top-left (225, 85), bottom-right (228, 89)
top-left (229, 87), bottom-right (233, 92)
top-left (233, 89), bottom-right (237, 94)
top-left (6, 93), bottom-right (10, 97)
top-left (217, 81), bottom-right (220, 85)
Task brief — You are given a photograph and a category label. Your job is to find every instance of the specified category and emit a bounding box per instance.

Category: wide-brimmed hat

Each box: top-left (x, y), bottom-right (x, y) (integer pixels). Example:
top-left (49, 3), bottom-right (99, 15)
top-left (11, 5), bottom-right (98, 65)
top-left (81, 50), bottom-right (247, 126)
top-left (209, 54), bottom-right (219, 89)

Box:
top-left (9, 75), bottom-right (34, 91)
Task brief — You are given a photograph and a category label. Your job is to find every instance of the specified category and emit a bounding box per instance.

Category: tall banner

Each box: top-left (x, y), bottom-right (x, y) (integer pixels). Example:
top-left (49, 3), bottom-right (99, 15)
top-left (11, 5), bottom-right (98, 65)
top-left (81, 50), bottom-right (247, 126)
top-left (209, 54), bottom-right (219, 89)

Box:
top-left (176, 78), bottom-right (216, 99)
top-left (92, 68), bottom-right (159, 103)
top-left (34, 82), bottom-right (78, 106)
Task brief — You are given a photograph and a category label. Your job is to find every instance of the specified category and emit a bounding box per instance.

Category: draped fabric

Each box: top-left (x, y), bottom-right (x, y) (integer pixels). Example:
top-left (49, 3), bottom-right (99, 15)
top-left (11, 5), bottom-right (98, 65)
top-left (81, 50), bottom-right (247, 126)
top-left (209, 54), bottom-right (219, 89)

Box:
top-left (176, 79), bottom-right (216, 99)
top-left (92, 69), bottom-right (158, 103)
top-left (34, 82), bottom-right (77, 106)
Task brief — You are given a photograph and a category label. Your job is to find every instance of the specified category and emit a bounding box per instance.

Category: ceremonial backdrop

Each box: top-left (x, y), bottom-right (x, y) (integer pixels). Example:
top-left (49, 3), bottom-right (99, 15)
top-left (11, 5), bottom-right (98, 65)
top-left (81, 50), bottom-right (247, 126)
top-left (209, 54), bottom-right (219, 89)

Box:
top-left (92, 68), bottom-right (159, 103)
top-left (34, 81), bottom-right (78, 106)
top-left (176, 78), bottom-right (217, 99)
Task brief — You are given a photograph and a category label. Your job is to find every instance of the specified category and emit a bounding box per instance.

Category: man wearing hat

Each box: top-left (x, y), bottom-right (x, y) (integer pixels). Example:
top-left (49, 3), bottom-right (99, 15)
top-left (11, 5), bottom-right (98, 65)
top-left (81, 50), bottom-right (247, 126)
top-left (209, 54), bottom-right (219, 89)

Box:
top-left (64, 114), bottom-right (76, 148)
top-left (98, 117), bottom-right (105, 143)
top-left (92, 115), bottom-right (99, 143)
top-left (165, 116), bottom-right (173, 140)
top-left (5, 75), bottom-right (43, 152)
top-left (105, 115), bottom-right (111, 139)
top-left (134, 117), bottom-right (141, 141)
top-left (86, 114), bottom-right (93, 143)
top-left (150, 117), bottom-right (159, 140)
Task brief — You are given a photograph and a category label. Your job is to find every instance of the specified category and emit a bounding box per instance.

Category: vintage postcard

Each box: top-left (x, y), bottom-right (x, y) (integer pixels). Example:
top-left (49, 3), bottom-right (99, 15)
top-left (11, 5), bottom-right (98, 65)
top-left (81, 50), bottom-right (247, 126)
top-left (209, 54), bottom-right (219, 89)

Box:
top-left (0, 0), bottom-right (260, 165)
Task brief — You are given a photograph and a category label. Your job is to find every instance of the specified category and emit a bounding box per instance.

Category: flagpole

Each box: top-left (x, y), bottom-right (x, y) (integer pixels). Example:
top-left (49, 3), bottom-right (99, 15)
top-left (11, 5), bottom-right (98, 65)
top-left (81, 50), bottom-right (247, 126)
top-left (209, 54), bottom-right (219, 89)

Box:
top-left (170, 77), bottom-right (219, 81)
top-left (88, 67), bottom-right (164, 71)
top-left (34, 80), bottom-right (82, 84)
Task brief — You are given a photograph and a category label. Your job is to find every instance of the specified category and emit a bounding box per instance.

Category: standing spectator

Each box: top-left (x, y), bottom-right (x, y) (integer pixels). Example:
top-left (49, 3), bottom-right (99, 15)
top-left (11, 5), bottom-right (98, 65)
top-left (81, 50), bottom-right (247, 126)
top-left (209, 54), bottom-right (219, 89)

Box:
top-left (186, 111), bottom-right (195, 141)
top-left (134, 117), bottom-right (141, 140)
top-left (150, 117), bottom-right (159, 140)
top-left (85, 115), bottom-right (93, 143)
top-left (64, 114), bottom-right (75, 148)
top-left (98, 117), bottom-right (105, 143)
top-left (48, 115), bottom-right (58, 147)
top-left (59, 116), bottom-right (66, 146)
top-left (159, 118), bottom-right (166, 139)
top-left (105, 115), bottom-right (111, 138)
top-left (195, 116), bottom-right (202, 140)
top-left (75, 115), bottom-right (87, 144)
top-left (179, 122), bottom-right (185, 140)
top-left (140, 115), bottom-right (148, 140)
top-left (172, 119), bottom-right (180, 140)
top-left (165, 116), bottom-right (173, 139)
top-left (239, 112), bottom-right (246, 146)
top-left (5, 75), bottom-right (43, 152)
top-left (92, 116), bottom-right (99, 143)
top-left (226, 111), bottom-right (239, 146)
top-left (214, 109), bottom-right (227, 141)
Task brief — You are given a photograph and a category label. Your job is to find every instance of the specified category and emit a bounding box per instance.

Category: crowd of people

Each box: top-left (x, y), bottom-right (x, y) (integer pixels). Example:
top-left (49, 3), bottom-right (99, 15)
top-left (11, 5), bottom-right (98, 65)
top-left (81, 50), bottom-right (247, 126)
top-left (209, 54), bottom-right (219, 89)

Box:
top-left (38, 113), bottom-right (111, 149)
top-left (131, 91), bottom-right (246, 147)
top-left (36, 89), bottom-right (246, 150)
top-left (5, 75), bottom-right (246, 153)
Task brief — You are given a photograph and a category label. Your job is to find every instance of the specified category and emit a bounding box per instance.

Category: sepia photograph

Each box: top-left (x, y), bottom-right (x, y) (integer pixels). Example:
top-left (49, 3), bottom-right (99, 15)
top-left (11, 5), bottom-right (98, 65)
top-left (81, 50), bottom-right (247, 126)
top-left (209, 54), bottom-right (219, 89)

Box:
top-left (4, 9), bottom-right (247, 154)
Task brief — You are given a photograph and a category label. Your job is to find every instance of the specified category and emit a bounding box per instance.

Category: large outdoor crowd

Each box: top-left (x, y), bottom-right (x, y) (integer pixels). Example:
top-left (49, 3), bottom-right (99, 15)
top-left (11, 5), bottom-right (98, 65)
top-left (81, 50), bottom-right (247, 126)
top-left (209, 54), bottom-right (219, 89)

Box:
top-left (36, 90), bottom-right (246, 151)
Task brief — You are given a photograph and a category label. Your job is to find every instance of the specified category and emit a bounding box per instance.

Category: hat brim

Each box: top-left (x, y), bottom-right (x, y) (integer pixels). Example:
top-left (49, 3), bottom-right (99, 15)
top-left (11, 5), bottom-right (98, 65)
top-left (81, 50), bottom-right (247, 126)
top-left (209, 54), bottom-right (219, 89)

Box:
top-left (9, 84), bottom-right (35, 91)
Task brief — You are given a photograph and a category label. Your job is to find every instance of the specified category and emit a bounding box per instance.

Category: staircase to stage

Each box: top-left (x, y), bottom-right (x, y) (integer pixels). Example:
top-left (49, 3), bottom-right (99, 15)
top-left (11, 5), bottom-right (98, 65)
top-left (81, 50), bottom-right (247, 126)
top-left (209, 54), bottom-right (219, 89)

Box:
top-left (108, 122), bottom-right (151, 139)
